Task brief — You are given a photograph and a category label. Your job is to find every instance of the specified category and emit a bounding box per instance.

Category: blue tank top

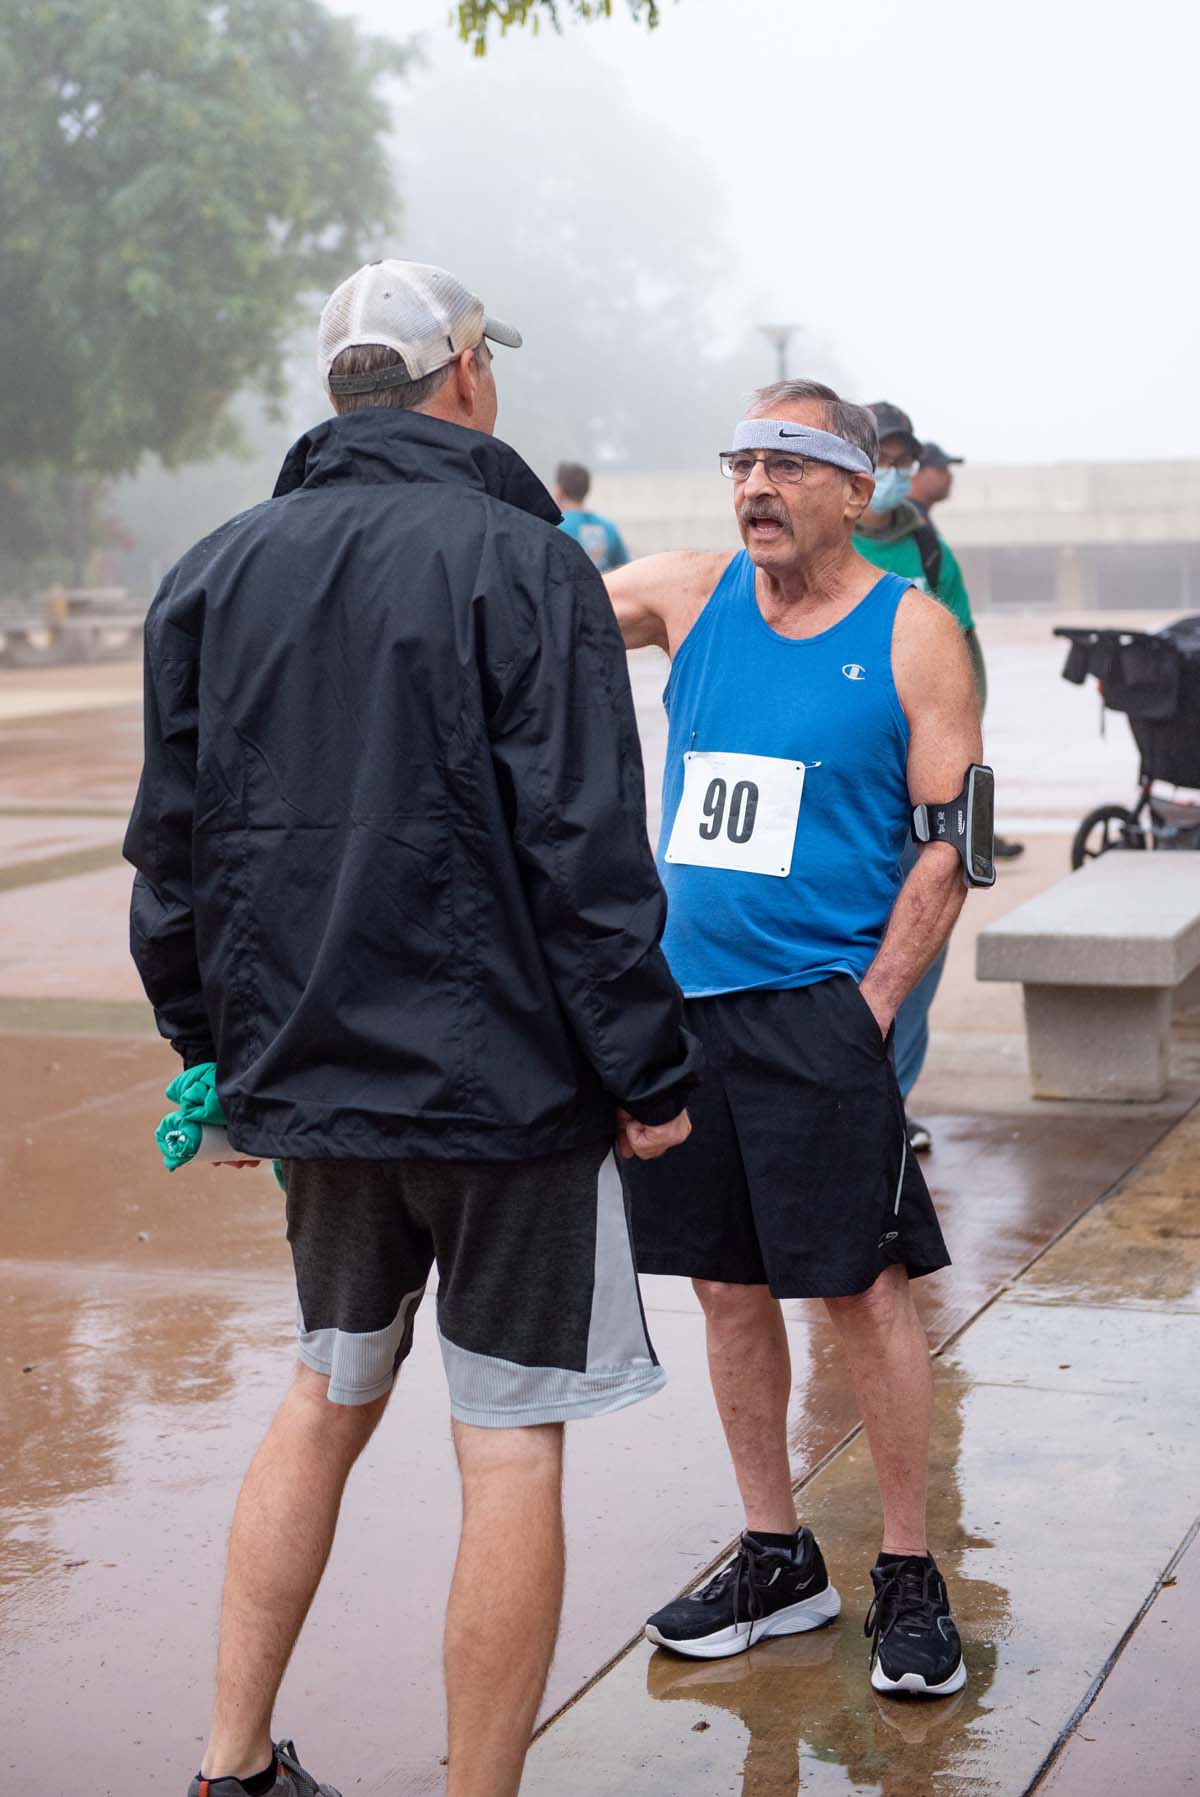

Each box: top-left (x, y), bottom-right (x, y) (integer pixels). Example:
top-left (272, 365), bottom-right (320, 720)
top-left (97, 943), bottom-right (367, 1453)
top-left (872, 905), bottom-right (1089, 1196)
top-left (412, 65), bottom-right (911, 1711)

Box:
top-left (658, 554), bottom-right (912, 997)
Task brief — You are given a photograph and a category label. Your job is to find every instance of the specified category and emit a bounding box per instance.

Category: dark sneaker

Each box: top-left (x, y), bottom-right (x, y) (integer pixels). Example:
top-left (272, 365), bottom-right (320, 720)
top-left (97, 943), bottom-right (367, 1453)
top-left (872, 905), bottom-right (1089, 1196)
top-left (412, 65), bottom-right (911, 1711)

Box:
top-left (994, 835), bottom-right (1025, 861)
top-left (645, 1528), bottom-right (840, 1659)
top-left (188, 1740), bottom-right (342, 1797)
top-left (865, 1555), bottom-right (966, 1697)
top-left (905, 1115), bottom-right (932, 1154)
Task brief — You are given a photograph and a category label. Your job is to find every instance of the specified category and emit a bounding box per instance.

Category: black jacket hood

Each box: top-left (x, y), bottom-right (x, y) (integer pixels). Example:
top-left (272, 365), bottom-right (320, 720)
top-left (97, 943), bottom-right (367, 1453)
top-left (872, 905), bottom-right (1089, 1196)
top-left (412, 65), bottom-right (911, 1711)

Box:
top-left (273, 409), bottom-right (562, 528)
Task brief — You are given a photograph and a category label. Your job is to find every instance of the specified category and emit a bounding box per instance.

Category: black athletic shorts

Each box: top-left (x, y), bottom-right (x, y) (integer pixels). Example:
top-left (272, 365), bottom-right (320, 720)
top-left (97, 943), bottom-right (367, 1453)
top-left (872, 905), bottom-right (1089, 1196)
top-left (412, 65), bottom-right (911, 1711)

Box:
top-left (284, 1141), bottom-right (664, 1424)
top-left (622, 976), bottom-right (950, 1299)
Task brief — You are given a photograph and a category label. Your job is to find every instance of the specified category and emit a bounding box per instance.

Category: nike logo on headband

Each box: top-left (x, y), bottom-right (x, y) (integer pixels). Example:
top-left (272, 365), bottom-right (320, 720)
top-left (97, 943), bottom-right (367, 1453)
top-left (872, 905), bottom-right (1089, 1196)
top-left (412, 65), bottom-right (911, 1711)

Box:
top-left (727, 418), bottom-right (875, 475)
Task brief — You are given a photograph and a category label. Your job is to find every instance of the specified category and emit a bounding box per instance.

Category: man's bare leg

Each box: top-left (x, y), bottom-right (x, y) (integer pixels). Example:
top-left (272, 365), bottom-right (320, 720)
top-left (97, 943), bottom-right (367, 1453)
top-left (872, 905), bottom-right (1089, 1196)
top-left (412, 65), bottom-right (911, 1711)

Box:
top-left (824, 1264), bottom-right (933, 1554)
top-left (201, 1364), bottom-right (388, 1780)
top-left (445, 1421), bottom-right (565, 1797)
top-left (693, 1280), bottom-right (797, 1534)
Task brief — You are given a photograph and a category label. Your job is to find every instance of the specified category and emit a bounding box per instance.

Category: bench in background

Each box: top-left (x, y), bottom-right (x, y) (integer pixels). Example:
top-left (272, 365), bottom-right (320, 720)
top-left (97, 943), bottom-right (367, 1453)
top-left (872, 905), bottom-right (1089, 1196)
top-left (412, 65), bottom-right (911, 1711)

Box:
top-left (976, 854), bottom-right (1200, 1101)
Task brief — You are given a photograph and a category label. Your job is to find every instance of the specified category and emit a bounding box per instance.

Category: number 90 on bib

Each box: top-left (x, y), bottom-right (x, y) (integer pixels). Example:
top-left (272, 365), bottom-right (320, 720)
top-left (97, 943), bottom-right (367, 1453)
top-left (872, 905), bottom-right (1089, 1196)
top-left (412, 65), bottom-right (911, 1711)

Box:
top-left (664, 750), bottom-right (806, 879)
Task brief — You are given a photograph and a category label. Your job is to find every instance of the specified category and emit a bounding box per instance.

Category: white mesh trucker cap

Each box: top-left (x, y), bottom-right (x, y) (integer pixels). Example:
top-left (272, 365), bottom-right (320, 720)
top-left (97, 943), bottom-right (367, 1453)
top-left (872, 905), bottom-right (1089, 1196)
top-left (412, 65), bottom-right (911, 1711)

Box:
top-left (318, 260), bottom-right (522, 396)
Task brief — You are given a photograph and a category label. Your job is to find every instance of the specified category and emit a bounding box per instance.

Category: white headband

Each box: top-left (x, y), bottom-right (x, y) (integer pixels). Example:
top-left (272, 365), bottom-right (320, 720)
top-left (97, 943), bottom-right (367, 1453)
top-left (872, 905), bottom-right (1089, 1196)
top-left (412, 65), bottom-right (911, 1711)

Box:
top-left (728, 418), bottom-right (874, 476)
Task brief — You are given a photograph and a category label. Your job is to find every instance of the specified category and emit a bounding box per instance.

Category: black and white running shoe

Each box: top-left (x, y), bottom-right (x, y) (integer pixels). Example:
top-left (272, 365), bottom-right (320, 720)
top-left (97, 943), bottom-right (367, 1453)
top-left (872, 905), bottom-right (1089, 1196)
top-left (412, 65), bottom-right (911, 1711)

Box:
top-left (905, 1115), bottom-right (932, 1154)
top-left (645, 1528), bottom-right (840, 1659)
top-left (865, 1554), bottom-right (966, 1696)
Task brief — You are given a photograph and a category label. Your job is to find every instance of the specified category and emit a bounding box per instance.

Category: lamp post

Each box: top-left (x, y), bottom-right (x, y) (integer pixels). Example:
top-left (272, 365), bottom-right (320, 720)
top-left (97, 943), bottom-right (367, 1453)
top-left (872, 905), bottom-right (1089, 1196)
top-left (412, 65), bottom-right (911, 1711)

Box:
top-left (758, 323), bottom-right (801, 383)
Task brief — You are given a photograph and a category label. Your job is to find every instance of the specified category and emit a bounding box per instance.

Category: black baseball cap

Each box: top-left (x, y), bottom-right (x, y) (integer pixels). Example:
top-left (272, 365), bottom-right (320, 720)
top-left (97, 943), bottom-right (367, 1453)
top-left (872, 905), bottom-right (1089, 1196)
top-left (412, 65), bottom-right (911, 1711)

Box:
top-left (867, 401), bottom-right (921, 459)
top-left (919, 441), bottom-right (964, 470)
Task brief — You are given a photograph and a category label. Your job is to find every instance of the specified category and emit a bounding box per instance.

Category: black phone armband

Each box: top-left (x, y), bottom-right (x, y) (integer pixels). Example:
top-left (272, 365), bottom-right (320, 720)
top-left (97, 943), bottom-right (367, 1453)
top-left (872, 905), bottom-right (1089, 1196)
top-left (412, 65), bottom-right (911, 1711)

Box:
top-left (911, 763), bottom-right (996, 888)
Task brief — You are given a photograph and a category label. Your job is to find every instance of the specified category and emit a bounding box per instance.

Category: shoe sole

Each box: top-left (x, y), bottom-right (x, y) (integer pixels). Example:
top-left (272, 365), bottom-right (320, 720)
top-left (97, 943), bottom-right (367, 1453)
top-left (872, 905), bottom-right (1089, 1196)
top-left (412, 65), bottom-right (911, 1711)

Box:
top-left (871, 1655), bottom-right (967, 1698)
top-left (645, 1583), bottom-right (842, 1659)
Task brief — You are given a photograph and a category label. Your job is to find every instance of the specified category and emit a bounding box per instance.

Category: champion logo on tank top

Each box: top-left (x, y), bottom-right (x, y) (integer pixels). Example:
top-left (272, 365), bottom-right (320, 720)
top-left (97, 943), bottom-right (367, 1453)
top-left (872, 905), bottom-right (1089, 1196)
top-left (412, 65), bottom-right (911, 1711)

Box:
top-left (656, 554), bottom-right (914, 999)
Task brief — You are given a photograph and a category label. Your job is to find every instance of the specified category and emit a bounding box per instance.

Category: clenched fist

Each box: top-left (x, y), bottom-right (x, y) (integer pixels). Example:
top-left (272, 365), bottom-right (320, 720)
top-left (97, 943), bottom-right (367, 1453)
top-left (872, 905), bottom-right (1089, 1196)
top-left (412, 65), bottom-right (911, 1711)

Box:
top-left (616, 1107), bottom-right (692, 1162)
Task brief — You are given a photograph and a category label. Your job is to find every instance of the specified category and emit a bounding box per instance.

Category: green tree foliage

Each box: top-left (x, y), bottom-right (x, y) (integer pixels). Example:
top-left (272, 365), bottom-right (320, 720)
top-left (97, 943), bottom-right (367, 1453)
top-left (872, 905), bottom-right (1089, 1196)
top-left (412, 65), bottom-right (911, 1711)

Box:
top-left (0, 0), bottom-right (408, 481)
top-left (0, 467), bottom-right (129, 592)
top-left (392, 48), bottom-right (831, 479)
top-left (455, 1), bottom-right (663, 56)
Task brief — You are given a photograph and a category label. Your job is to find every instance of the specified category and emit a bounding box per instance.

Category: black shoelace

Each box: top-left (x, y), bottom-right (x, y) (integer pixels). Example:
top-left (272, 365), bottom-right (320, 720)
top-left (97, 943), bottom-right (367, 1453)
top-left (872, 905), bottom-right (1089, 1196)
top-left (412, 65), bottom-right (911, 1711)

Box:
top-left (864, 1559), bottom-right (941, 1657)
top-left (695, 1544), bottom-right (784, 1636)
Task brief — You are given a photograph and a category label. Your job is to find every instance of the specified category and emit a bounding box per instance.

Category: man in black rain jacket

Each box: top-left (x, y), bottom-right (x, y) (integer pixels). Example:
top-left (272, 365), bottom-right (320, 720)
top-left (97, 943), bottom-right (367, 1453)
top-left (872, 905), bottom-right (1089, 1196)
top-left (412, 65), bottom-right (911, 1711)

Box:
top-left (126, 259), bottom-right (698, 1797)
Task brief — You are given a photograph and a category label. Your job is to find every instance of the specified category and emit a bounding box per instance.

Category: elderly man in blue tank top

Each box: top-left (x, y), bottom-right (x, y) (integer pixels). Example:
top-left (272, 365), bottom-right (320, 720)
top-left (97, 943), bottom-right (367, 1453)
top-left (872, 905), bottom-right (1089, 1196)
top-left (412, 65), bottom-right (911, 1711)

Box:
top-left (606, 378), bottom-right (983, 1698)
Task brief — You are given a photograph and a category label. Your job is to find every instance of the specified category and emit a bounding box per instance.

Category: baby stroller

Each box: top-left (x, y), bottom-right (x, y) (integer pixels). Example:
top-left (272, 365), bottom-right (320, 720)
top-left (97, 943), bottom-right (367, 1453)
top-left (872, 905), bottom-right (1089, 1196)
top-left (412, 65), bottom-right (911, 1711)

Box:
top-left (1056, 616), bottom-right (1200, 869)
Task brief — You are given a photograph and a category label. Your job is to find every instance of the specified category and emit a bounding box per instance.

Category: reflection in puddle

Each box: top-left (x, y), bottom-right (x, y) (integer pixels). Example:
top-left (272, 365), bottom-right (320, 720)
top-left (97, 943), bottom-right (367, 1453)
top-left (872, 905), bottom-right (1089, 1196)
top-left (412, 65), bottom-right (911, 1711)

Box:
top-left (645, 1364), bottom-right (1006, 1795)
top-left (0, 1280), bottom-right (286, 1606)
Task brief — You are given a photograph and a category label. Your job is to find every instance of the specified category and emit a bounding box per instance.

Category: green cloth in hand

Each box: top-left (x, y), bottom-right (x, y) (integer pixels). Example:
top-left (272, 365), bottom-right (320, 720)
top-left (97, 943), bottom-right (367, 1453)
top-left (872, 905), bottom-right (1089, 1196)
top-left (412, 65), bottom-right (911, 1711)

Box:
top-left (165, 1064), bottom-right (227, 1123)
top-left (157, 1062), bottom-right (226, 1172)
top-left (156, 1062), bottom-right (285, 1188)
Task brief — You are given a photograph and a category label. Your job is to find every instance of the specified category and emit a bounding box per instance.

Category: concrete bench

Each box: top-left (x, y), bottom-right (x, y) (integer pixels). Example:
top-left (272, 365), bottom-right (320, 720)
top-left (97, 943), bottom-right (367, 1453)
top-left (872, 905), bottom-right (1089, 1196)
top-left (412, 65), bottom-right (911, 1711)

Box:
top-left (976, 854), bottom-right (1200, 1101)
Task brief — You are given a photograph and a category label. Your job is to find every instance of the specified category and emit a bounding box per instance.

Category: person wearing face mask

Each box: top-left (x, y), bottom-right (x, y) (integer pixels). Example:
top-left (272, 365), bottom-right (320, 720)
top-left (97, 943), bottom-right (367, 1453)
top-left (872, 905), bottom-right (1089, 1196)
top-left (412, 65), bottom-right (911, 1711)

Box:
top-left (853, 403), bottom-right (982, 1156)
top-left (852, 404), bottom-right (985, 709)
top-left (910, 440), bottom-right (1026, 868)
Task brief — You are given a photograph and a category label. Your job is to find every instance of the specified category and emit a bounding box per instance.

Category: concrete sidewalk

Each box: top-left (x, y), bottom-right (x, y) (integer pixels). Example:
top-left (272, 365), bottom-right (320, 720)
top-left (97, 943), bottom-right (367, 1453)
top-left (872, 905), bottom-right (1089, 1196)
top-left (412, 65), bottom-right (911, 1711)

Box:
top-left (521, 1104), bottom-right (1200, 1797)
top-left (4, 1025), bottom-right (1196, 1796)
top-left (3, 641), bottom-right (1199, 1795)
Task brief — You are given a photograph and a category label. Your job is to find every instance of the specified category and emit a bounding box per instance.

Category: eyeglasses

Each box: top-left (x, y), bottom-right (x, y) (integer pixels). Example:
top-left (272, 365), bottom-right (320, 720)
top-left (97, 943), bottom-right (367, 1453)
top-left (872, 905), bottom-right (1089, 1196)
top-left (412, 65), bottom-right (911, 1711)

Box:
top-left (876, 457), bottom-right (918, 477)
top-left (719, 451), bottom-right (809, 485)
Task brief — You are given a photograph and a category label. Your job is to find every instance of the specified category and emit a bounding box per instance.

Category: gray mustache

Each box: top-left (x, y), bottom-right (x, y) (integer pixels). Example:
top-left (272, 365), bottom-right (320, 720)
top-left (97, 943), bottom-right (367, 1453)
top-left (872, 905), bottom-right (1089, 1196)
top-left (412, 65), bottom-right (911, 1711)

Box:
top-left (740, 500), bottom-right (791, 527)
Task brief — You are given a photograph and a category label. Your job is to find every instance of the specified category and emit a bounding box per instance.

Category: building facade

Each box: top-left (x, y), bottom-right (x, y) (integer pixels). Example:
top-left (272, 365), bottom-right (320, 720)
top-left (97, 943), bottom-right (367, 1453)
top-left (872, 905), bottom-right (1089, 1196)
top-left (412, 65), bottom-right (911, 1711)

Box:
top-left (589, 461), bottom-right (1200, 612)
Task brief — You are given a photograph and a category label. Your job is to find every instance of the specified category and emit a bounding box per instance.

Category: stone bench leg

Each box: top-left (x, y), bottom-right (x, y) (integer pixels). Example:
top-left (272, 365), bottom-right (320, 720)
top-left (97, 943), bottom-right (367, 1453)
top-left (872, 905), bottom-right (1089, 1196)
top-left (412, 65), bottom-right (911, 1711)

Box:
top-left (1023, 984), bottom-right (1172, 1102)
top-left (1174, 965), bottom-right (1200, 1016)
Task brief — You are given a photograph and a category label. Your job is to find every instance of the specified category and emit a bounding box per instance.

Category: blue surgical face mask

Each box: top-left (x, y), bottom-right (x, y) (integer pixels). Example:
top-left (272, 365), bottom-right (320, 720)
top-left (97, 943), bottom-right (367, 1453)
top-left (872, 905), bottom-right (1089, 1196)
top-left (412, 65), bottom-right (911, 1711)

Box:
top-left (868, 466), bottom-right (911, 513)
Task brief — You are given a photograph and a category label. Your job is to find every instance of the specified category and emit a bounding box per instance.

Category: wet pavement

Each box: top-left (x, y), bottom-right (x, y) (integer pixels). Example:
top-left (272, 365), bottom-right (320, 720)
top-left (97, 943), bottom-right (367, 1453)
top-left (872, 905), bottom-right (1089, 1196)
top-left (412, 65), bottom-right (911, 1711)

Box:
top-left (3, 628), bottom-right (1200, 1796)
top-left (521, 1109), bottom-right (1200, 1797)
top-left (1034, 1523), bottom-right (1200, 1794)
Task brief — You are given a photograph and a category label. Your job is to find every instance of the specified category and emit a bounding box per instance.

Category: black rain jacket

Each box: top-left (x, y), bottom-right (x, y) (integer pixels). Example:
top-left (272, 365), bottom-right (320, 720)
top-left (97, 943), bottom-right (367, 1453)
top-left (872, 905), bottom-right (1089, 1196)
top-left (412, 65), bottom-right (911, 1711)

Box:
top-left (124, 411), bottom-right (701, 1160)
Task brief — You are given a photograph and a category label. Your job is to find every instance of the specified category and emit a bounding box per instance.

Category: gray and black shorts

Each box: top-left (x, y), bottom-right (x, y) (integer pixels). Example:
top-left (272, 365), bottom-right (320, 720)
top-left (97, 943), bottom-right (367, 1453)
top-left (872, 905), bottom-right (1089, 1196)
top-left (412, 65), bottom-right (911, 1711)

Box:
top-left (282, 1140), bottom-right (664, 1426)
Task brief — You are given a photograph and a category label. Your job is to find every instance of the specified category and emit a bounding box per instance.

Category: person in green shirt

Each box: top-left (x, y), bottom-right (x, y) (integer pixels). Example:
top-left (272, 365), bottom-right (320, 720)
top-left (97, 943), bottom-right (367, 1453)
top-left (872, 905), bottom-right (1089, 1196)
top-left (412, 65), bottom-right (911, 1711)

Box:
top-left (853, 401), bottom-right (986, 708)
top-left (859, 419), bottom-right (1023, 857)
top-left (853, 402), bottom-right (978, 1158)
top-left (854, 404), bottom-right (1025, 1156)
top-left (909, 438), bottom-right (1025, 875)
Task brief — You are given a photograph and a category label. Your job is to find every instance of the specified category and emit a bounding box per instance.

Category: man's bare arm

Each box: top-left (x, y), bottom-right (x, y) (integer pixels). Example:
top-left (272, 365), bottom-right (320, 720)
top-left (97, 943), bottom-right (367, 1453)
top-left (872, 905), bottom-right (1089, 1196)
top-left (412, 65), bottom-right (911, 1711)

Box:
top-left (605, 551), bottom-right (728, 656)
top-left (859, 592), bottom-right (984, 1036)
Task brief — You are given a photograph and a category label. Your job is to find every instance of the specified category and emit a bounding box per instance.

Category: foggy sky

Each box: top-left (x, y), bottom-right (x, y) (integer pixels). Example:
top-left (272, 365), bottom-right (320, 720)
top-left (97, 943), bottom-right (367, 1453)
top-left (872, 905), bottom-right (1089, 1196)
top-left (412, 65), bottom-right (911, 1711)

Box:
top-left (327, 0), bottom-right (1200, 467)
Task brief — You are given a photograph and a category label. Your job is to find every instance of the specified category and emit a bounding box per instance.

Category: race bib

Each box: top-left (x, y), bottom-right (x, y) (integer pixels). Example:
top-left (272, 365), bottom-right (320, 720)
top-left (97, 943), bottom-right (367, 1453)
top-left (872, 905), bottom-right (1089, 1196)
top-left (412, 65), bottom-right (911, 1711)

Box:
top-left (664, 750), bottom-right (807, 879)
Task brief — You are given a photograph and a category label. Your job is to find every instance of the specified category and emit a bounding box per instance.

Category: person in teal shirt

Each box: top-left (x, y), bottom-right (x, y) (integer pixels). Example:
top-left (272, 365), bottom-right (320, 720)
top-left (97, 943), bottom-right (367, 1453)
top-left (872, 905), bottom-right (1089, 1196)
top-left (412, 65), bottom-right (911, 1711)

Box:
top-left (554, 460), bottom-right (629, 572)
top-left (852, 402), bottom-right (984, 705)
top-left (853, 402), bottom-right (979, 1159)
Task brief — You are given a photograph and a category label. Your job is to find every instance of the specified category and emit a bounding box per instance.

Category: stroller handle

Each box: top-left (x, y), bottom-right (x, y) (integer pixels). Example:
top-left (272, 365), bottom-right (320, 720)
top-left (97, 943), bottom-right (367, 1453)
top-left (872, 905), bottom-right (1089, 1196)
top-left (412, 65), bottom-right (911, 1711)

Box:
top-left (1053, 626), bottom-right (1155, 648)
top-left (1054, 624), bottom-right (1165, 687)
top-left (1055, 615), bottom-right (1200, 790)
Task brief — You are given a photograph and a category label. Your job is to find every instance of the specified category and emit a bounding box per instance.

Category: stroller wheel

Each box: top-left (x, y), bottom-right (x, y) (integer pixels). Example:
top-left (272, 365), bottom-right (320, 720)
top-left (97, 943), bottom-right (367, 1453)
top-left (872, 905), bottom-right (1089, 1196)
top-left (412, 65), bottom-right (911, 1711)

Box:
top-left (1071, 804), bottom-right (1148, 870)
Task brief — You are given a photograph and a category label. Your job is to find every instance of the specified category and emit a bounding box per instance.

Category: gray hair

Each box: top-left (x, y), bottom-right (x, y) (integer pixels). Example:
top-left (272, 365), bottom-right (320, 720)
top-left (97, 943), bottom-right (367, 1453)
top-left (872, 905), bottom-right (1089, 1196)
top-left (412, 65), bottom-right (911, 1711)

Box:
top-left (747, 379), bottom-right (878, 470)
top-left (329, 341), bottom-right (490, 416)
